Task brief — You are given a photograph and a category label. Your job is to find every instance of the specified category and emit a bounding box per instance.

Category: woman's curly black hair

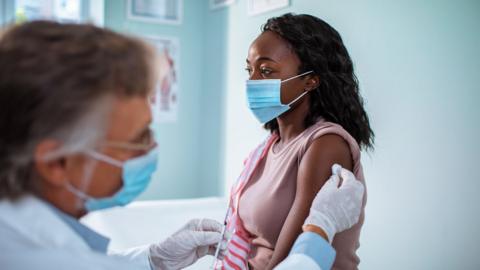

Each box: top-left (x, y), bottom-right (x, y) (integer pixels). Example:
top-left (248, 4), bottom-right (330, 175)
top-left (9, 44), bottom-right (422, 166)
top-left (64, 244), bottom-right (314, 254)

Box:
top-left (262, 13), bottom-right (374, 150)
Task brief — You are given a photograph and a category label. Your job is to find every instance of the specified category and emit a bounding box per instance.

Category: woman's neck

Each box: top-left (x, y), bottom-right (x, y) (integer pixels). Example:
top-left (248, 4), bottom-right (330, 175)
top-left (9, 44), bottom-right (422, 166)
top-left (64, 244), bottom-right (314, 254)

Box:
top-left (276, 97), bottom-right (310, 145)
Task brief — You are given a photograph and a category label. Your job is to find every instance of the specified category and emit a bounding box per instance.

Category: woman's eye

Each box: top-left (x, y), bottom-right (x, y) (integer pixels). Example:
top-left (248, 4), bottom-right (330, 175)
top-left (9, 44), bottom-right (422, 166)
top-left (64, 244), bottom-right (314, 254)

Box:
top-left (260, 68), bottom-right (272, 75)
top-left (245, 67), bottom-right (252, 74)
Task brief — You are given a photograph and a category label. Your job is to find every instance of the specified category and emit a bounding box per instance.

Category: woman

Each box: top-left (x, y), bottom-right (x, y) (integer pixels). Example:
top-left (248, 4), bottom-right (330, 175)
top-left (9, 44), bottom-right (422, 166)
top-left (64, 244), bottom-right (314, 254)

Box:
top-left (219, 14), bottom-right (373, 270)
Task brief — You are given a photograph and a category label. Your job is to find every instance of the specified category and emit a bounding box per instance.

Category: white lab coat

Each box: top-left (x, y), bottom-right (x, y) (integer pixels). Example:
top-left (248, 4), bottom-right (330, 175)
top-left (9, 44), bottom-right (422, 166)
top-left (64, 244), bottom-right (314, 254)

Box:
top-left (0, 195), bottom-right (324, 270)
top-left (0, 195), bottom-right (147, 270)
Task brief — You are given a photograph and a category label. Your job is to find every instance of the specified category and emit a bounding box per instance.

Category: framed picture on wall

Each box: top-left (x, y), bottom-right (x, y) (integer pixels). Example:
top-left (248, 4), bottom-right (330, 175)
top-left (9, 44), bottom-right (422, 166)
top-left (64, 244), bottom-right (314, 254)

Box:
top-left (14, 0), bottom-right (84, 23)
top-left (210, 0), bottom-right (236, 10)
top-left (53, 0), bottom-right (81, 23)
top-left (143, 36), bottom-right (180, 123)
top-left (127, 0), bottom-right (182, 25)
top-left (247, 0), bottom-right (289, 16)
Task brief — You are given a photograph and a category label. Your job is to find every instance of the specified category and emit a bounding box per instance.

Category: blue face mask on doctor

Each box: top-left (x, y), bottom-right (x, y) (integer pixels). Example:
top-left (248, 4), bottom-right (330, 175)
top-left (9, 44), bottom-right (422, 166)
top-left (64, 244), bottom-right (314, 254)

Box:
top-left (246, 70), bottom-right (314, 124)
top-left (66, 145), bottom-right (159, 212)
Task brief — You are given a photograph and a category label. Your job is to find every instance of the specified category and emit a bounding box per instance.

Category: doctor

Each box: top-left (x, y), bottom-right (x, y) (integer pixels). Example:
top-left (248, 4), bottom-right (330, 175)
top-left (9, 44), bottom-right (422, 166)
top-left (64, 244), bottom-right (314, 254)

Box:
top-left (0, 21), bottom-right (364, 270)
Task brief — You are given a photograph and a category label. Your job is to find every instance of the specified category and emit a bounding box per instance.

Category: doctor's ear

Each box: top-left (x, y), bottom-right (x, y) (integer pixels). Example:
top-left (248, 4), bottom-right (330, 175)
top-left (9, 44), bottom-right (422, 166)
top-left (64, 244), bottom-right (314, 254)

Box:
top-left (304, 74), bottom-right (320, 92)
top-left (34, 140), bottom-right (69, 188)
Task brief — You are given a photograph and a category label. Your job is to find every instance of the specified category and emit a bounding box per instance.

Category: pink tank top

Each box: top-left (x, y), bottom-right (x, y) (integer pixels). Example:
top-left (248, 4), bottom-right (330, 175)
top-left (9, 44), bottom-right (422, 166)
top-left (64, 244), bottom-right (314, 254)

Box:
top-left (238, 119), bottom-right (367, 270)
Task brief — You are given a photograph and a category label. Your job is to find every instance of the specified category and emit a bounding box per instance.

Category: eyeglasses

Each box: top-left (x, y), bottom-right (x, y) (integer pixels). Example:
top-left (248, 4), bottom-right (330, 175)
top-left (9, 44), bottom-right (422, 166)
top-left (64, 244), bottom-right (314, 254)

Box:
top-left (101, 140), bottom-right (156, 152)
top-left (100, 128), bottom-right (157, 152)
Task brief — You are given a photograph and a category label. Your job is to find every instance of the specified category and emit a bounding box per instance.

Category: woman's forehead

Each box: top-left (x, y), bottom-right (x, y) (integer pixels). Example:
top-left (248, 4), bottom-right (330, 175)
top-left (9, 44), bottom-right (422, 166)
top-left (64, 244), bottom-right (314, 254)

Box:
top-left (247, 31), bottom-right (299, 64)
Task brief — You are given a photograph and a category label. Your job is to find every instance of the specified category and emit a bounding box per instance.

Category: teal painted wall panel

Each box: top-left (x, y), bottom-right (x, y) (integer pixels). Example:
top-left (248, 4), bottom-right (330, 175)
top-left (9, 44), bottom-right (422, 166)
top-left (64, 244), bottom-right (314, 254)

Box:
top-left (104, 0), bottom-right (208, 199)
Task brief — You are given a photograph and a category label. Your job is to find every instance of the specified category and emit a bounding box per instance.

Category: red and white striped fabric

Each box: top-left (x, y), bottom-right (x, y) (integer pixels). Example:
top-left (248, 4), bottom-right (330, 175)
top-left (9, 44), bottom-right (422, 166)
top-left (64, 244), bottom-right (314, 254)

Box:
top-left (213, 135), bottom-right (278, 270)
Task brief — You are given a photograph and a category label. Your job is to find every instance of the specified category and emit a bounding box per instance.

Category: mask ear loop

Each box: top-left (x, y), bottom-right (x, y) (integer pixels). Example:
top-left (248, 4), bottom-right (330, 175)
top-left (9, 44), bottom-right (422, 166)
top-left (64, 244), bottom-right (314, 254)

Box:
top-left (63, 157), bottom-right (98, 210)
top-left (78, 157), bottom-right (98, 194)
top-left (287, 90), bottom-right (310, 106)
top-left (65, 181), bottom-right (91, 201)
top-left (281, 70), bottom-right (314, 83)
top-left (281, 70), bottom-right (314, 106)
top-left (85, 150), bottom-right (123, 168)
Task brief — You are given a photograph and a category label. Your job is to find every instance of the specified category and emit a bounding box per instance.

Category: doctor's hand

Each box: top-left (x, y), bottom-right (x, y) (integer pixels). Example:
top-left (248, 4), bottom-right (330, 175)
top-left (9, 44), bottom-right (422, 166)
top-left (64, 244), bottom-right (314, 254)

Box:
top-left (303, 164), bottom-right (365, 243)
top-left (148, 218), bottom-right (223, 270)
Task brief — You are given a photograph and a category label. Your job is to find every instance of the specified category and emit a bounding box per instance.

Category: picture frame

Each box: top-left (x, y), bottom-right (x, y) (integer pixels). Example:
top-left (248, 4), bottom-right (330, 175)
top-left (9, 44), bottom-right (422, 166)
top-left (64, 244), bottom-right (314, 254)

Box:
top-left (14, 0), bottom-right (83, 23)
top-left (247, 0), bottom-right (289, 16)
top-left (209, 0), bottom-right (236, 10)
top-left (143, 35), bottom-right (180, 123)
top-left (53, 0), bottom-right (81, 23)
top-left (127, 0), bottom-right (182, 25)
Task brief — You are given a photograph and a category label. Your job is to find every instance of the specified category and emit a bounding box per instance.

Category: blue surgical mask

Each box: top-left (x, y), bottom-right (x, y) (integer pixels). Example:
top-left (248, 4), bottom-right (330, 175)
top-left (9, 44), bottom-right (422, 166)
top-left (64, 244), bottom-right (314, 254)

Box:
top-left (246, 70), bottom-right (314, 124)
top-left (66, 145), bottom-right (159, 211)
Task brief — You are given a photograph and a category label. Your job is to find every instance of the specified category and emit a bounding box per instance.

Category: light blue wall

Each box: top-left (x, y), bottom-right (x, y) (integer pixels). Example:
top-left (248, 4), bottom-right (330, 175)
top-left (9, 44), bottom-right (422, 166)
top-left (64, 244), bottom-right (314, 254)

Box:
top-left (104, 0), bottom-right (211, 199)
top-left (198, 2), bottom-right (228, 197)
top-left (0, 1), bottom-right (4, 23)
top-left (0, 0), bottom-right (15, 25)
top-left (211, 0), bottom-right (480, 269)
top-left (104, 0), bottom-right (230, 199)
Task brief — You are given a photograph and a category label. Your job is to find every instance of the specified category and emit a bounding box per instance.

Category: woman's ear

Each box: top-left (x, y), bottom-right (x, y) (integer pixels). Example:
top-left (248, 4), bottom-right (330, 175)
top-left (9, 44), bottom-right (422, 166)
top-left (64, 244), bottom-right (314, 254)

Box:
top-left (304, 74), bottom-right (320, 92)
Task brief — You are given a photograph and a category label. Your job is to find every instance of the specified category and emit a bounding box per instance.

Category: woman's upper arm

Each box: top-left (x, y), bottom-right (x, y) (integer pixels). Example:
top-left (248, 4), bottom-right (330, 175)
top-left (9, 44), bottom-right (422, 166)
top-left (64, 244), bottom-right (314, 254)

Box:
top-left (265, 134), bottom-right (353, 269)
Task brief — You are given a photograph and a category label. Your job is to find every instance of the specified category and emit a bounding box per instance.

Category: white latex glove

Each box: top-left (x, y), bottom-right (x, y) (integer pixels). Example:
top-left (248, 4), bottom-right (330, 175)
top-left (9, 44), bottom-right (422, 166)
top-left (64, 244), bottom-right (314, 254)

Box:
top-left (149, 218), bottom-right (223, 270)
top-left (304, 164), bottom-right (365, 243)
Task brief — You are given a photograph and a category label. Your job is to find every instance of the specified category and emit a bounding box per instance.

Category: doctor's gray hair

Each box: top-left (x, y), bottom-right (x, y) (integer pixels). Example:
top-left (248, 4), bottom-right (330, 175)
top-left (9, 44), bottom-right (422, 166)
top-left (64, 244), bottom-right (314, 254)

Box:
top-left (0, 21), bottom-right (157, 199)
